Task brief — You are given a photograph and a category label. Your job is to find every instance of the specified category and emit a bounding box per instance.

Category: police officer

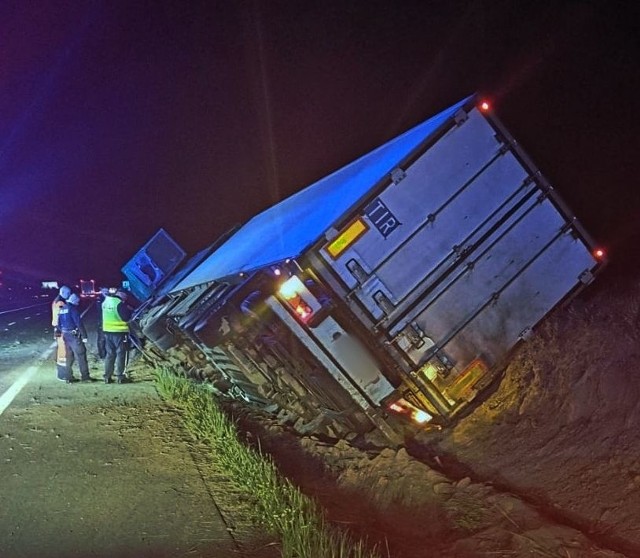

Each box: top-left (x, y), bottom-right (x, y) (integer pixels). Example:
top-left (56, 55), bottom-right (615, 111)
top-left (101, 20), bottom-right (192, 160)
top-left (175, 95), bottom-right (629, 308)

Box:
top-left (58, 294), bottom-right (94, 383)
top-left (101, 289), bottom-right (132, 384)
top-left (51, 285), bottom-right (72, 334)
top-left (52, 285), bottom-right (72, 380)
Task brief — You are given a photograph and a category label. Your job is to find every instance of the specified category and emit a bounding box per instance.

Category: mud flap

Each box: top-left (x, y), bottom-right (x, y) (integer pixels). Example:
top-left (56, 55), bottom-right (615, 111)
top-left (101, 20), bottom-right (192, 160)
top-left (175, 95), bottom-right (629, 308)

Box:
top-left (55, 337), bottom-right (67, 380)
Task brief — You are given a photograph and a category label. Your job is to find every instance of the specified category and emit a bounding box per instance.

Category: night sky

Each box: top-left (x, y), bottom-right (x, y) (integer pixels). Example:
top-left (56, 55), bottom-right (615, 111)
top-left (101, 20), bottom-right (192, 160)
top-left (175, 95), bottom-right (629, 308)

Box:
top-left (1, 1), bottom-right (638, 289)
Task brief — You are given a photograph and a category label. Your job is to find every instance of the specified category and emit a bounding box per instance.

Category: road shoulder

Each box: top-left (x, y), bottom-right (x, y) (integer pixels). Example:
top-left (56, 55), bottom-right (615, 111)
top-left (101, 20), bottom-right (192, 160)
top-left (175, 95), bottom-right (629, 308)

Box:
top-left (0, 353), bottom-right (275, 558)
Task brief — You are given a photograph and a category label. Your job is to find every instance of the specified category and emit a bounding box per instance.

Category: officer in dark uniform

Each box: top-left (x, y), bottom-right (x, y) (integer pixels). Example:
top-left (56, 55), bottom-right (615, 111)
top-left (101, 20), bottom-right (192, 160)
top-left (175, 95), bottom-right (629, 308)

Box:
top-left (58, 294), bottom-right (94, 383)
top-left (51, 285), bottom-right (72, 332)
top-left (52, 285), bottom-right (72, 380)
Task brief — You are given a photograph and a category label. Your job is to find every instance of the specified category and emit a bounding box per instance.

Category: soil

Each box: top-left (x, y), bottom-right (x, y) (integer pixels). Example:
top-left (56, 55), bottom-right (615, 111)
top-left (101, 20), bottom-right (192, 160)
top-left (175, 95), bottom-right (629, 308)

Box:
top-left (212, 262), bottom-right (640, 557)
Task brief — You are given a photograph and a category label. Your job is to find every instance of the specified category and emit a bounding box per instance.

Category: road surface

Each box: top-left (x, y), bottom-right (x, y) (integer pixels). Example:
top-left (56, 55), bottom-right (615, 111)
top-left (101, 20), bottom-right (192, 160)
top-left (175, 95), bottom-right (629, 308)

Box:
top-left (0, 302), bottom-right (277, 558)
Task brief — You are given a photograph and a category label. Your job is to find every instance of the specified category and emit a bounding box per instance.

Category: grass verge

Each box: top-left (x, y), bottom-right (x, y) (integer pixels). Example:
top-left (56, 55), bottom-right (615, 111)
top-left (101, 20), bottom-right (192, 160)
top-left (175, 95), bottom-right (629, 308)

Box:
top-left (155, 366), bottom-right (382, 558)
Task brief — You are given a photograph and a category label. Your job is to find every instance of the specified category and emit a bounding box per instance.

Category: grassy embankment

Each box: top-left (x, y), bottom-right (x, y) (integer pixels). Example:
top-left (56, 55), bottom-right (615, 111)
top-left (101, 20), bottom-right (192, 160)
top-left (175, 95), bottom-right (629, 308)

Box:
top-left (155, 367), bottom-right (382, 558)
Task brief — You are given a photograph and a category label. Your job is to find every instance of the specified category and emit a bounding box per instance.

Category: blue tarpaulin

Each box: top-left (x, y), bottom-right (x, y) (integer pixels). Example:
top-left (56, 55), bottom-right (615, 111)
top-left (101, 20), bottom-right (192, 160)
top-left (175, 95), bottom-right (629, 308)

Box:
top-left (171, 96), bottom-right (473, 293)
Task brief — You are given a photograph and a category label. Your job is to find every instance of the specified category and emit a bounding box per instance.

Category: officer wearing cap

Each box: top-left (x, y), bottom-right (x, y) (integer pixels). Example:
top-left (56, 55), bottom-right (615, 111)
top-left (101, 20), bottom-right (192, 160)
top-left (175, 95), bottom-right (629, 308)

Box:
top-left (52, 285), bottom-right (73, 381)
top-left (100, 289), bottom-right (133, 384)
top-left (58, 294), bottom-right (94, 383)
top-left (51, 285), bottom-right (72, 336)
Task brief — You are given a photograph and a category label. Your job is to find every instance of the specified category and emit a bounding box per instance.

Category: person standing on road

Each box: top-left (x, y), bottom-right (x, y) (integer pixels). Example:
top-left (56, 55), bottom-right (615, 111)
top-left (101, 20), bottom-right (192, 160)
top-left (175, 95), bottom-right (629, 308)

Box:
top-left (52, 285), bottom-right (72, 381)
top-left (58, 294), bottom-right (94, 383)
top-left (100, 289), bottom-right (133, 384)
top-left (51, 285), bottom-right (72, 332)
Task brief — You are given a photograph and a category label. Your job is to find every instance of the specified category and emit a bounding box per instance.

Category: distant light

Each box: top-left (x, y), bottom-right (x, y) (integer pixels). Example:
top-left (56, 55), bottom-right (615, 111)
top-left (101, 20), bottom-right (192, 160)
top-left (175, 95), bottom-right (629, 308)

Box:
top-left (480, 101), bottom-right (490, 111)
top-left (273, 268), bottom-right (281, 276)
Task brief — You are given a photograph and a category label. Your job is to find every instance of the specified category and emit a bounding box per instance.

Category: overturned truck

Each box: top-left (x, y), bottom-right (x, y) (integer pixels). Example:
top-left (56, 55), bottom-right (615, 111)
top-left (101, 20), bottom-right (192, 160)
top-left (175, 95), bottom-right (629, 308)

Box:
top-left (125, 95), bottom-right (605, 442)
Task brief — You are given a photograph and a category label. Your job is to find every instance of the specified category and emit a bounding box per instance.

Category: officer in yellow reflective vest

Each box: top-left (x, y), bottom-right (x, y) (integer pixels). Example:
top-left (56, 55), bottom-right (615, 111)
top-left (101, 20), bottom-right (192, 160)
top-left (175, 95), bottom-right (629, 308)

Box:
top-left (100, 289), bottom-right (133, 384)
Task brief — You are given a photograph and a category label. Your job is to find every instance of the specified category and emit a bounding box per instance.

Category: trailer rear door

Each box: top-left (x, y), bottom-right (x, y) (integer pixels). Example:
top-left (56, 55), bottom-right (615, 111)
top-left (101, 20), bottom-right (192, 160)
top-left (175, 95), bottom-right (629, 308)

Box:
top-left (319, 107), bottom-right (600, 373)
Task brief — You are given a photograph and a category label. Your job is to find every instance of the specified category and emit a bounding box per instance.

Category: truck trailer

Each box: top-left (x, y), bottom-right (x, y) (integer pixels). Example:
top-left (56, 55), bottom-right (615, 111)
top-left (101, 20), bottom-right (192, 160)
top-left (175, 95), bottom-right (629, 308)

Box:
top-left (125, 94), bottom-right (605, 441)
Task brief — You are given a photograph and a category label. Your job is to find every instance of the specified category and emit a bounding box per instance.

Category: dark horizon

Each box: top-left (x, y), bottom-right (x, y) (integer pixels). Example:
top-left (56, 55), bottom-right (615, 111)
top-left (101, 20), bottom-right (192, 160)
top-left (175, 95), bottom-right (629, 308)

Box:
top-left (1, 1), bottom-right (637, 288)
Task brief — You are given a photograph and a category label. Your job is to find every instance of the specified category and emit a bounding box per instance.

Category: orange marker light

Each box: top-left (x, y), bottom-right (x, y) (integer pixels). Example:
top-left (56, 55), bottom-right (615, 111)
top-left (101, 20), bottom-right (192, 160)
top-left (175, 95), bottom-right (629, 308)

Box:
top-left (295, 303), bottom-right (312, 320)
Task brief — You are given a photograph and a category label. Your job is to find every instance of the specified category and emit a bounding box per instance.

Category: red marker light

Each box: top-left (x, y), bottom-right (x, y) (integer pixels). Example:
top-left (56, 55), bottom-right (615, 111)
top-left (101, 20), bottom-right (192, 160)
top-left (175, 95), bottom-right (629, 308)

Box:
top-left (480, 101), bottom-right (490, 111)
top-left (593, 248), bottom-right (605, 260)
top-left (389, 402), bottom-right (404, 413)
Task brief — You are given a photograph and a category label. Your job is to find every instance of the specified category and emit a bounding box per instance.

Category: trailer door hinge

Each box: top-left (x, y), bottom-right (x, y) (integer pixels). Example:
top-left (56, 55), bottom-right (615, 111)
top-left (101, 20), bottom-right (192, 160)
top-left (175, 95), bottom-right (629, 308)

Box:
top-left (373, 290), bottom-right (395, 315)
top-left (454, 108), bottom-right (469, 126)
top-left (346, 259), bottom-right (369, 284)
top-left (498, 142), bottom-right (511, 155)
top-left (390, 168), bottom-right (406, 185)
top-left (324, 227), bottom-right (339, 241)
top-left (518, 327), bottom-right (533, 341)
top-left (579, 269), bottom-right (594, 285)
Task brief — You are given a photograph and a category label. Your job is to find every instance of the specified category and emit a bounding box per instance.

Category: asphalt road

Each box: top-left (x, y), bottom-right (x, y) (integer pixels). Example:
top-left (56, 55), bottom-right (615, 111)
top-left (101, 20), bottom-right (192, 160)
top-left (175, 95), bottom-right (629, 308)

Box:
top-left (0, 302), bottom-right (277, 558)
top-left (0, 300), bottom-right (51, 338)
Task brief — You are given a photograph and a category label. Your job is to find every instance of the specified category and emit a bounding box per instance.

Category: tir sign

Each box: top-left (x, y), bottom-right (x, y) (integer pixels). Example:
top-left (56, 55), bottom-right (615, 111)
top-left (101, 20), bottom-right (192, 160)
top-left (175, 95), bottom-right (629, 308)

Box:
top-left (364, 198), bottom-right (400, 238)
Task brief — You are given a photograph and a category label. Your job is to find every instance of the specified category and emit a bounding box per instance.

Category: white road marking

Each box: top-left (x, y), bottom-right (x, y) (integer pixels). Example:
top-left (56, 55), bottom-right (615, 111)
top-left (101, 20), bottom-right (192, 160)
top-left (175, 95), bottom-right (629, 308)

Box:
top-left (0, 344), bottom-right (55, 416)
top-left (0, 302), bottom-right (49, 316)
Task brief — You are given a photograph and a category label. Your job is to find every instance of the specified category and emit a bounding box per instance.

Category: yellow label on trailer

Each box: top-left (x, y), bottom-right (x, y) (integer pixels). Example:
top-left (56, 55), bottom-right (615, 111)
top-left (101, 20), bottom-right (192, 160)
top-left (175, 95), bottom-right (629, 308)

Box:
top-left (325, 218), bottom-right (368, 259)
top-left (445, 358), bottom-right (488, 402)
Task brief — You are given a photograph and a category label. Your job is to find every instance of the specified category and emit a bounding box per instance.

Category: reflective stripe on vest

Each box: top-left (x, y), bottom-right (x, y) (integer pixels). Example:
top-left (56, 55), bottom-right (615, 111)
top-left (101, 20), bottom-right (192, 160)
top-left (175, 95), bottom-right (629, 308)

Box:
top-left (102, 296), bottom-right (129, 333)
top-left (51, 300), bottom-right (65, 327)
